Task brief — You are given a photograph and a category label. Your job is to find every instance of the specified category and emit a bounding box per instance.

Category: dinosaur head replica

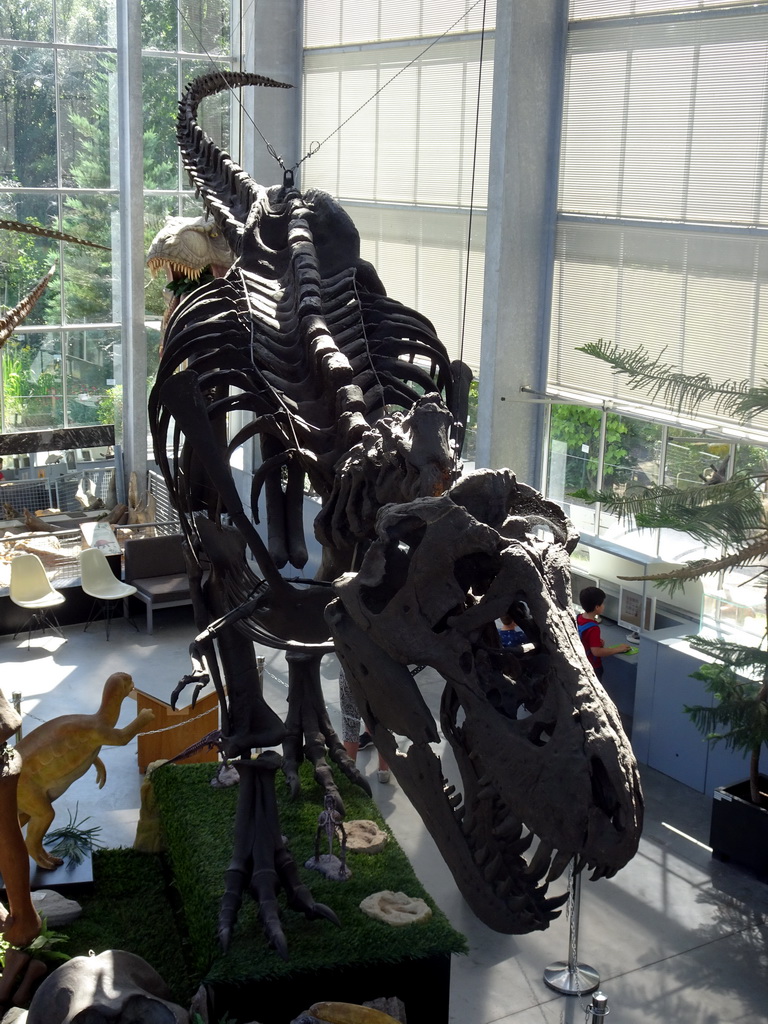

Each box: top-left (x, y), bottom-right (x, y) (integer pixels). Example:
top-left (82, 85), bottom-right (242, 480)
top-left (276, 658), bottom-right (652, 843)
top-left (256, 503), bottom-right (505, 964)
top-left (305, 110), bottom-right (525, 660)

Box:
top-left (328, 468), bottom-right (644, 933)
top-left (146, 215), bottom-right (235, 344)
top-left (146, 214), bottom-right (235, 283)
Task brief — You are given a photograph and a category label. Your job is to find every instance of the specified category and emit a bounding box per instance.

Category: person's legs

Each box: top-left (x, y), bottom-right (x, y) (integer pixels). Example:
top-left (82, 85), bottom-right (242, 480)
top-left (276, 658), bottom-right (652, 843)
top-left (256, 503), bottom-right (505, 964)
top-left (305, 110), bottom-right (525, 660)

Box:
top-left (339, 668), bottom-right (390, 781)
top-left (344, 739), bottom-right (359, 761)
top-left (339, 668), bottom-right (361, 762)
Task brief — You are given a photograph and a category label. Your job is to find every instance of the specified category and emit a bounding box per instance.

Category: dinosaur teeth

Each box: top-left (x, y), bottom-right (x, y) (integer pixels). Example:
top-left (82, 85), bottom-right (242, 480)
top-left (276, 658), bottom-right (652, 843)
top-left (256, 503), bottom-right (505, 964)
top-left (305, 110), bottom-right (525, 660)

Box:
top-left (524, 840), bottom-right (554, 880)
top-left (495, 877), bottom-right (513, 898)
top-left (501, 893), bottom-right (531, 911)
top-left (547, 848), bottom-right (573, 882)
top-left (473, 845), bottom-right (490, 867)
top-left (507, 830), bottom-right (535, 856)
top-left (543, 891), bottom-right (570, 913)
top-left (448, 791), bottom-right (463, 809)
top-left (492, 816), bottom-right (523, 840)
top-left (483, 853), bottom-right (503, 882)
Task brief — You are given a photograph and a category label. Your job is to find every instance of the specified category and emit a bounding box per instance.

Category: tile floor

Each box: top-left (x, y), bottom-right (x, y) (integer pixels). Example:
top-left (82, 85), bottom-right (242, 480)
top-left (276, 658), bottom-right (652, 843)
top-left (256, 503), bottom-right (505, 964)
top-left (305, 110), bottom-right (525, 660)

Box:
top-left (3, 607), bottom-right (767, 1024)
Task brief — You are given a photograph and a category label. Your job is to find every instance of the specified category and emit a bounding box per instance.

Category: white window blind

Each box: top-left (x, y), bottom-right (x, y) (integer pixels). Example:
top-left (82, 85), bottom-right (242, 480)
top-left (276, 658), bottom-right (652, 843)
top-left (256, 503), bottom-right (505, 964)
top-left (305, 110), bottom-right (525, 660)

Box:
top-left (302, 38), bottom-right (493, 209)
top-left (304, 0), bottom-right (496, 49)
top-left (549, 2), bottom-right (768, 435)
top-left (301, 2), bottom-right (495, 371)
top-left (350, 204), bottom-right (487, 369)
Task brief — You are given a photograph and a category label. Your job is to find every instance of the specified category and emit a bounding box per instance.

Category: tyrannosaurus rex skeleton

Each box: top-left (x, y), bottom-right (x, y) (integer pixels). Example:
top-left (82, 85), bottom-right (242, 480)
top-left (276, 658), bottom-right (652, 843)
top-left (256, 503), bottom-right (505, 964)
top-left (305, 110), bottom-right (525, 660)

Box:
top-left (148, 70), bottom-right (643, 955)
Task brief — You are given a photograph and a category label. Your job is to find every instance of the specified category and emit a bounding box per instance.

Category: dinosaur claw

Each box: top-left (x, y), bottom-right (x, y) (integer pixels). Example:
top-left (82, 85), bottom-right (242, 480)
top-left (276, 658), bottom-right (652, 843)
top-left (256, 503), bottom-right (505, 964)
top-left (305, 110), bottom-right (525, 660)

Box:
top-left (284, 768), bottom-right (301, 800)
top-left (271, 930), bottom-right (290, 961)
top-left (259, 899), bottom-right (289, 959)
top-left (336, 759), bottom-right (371, 797)
top-left (311, 901), bottom-right (341, 927)
top-left (218, 923), bottom-right (232, 952)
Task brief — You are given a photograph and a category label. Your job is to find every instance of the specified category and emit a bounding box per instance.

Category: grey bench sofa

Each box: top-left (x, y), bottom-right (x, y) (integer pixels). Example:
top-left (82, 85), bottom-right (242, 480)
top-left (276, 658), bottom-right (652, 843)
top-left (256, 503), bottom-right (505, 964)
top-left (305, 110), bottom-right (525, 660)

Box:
top-left (123, 533), bottom-right (192, 633)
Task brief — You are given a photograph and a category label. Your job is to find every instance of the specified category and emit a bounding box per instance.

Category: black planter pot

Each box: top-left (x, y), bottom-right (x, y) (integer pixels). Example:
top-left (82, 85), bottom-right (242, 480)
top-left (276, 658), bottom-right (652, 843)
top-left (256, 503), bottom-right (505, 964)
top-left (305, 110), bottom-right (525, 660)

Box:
top-left (710, 776), bottom-right (768, 879)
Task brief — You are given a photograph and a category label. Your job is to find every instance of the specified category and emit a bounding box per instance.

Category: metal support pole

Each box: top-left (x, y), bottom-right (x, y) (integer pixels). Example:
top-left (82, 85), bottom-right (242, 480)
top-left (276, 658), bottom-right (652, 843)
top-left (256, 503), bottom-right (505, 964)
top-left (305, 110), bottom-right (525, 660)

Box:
top-left (543, 860), bottom-right (600, 995)
top-left (589, 991), bottom-right (609, 1022)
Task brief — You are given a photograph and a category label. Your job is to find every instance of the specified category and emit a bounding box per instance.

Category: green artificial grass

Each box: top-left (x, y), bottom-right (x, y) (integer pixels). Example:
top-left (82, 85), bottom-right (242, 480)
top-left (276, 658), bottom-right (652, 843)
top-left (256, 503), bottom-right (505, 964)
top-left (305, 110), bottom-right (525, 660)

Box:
top-left (151, 761), bottom-right (467, 987)
top-left (62, 848), bottom-right (193, 1005)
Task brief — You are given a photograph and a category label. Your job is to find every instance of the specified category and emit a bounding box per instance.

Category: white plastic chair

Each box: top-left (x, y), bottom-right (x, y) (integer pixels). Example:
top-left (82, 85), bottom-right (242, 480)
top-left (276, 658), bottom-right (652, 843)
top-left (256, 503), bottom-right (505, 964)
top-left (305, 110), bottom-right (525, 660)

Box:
top-left (79, 547), bottom-right (138, 641)
top-left (9, 552), bottom-right (67, 647)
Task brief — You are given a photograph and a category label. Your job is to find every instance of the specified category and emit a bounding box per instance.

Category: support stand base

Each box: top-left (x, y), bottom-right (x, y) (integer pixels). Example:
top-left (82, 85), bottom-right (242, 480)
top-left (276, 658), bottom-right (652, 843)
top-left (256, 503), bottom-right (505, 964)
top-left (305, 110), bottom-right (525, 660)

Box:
top-left (543, 961), bottom-right (600, 996)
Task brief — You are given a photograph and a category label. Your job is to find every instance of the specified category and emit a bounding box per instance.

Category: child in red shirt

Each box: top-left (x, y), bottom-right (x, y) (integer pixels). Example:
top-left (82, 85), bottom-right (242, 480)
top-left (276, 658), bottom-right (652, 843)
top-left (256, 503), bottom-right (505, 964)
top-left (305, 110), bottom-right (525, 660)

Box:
top-left (577, 586), bottom-right (631, 681)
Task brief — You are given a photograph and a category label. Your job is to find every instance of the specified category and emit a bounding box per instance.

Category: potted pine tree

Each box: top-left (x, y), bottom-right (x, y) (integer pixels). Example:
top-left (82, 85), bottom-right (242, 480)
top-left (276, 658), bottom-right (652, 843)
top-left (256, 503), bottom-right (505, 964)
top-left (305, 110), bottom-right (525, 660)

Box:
top-left (686, 654), bottom-right (768, 874)
top-left (573, 340), bottom-right (768, 878)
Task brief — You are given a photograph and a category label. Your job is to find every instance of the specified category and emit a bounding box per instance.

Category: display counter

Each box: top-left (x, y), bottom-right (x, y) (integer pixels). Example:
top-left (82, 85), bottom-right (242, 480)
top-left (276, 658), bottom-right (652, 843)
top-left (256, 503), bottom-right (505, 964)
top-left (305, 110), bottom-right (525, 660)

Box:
top-left (632, 626), bottom-right (751, 793)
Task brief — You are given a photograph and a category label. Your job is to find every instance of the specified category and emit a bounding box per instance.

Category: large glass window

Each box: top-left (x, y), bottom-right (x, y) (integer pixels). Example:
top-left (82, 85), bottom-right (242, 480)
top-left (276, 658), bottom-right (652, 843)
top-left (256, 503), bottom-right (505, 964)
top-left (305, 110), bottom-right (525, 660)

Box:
top-left (546, 402), bottom-right (768, 587)
top-left (0, 1), bottom-right (236, 437)
top-left (545, 403), bottom-right (602, 535)
top-left (0, 4), bottom-right (117, 436)
top-left (142, 4), bottom-right (234, 359)
top-left (546, 404), bottom-right (663, 543)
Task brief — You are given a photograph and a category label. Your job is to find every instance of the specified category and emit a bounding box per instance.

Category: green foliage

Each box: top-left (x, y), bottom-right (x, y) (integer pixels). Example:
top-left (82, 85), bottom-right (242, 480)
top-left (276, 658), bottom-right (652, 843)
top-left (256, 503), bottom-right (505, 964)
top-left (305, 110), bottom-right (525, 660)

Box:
top-left (685, 663), bottom-right (768, 759)
top-left (19, 921), bottom-right (70, 968)
top-left (550, 403), bottom-right (631, 489)
top-left (152, 761), bottom-right (467, 985)
top-left (2, 340), bottom-right (63, 429)
top-left (578, 340), bottom-right (768, 422)
top-left (44, 805), bottom-right (103, 866)
top-left (688, 635), bottom-right (768, 672)
top-left (0, 917), bottom-right (70, 972)
top-left (0, 43), bottom-right (57, 188)
top-left (463, 378), bottom-right (479, 459)
top-left (97, 384), bottom-right (122, 426)
top-left (1, 1), bottom-right (231, 433)
top-left (580, 340), bottom-right (768, 803)
top-left (0, 210), bottom-right (54, 318)
top-left (571, 478), bottom-right (767, 551)
top-left (1, 350), bottom-right (33, 417)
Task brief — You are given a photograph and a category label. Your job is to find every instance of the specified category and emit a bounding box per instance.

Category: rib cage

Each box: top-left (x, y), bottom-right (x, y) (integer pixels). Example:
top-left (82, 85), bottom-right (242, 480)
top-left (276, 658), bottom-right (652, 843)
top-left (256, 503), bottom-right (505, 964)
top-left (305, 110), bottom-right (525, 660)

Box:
top-left (153, 172), bottom-right (470, 504)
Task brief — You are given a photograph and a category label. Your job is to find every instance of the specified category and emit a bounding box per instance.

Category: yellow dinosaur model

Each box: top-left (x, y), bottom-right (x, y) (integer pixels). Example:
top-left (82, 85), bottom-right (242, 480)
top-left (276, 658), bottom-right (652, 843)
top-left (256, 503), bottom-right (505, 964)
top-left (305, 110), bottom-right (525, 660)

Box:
top-left (15, 672), bottom-right (154, 869)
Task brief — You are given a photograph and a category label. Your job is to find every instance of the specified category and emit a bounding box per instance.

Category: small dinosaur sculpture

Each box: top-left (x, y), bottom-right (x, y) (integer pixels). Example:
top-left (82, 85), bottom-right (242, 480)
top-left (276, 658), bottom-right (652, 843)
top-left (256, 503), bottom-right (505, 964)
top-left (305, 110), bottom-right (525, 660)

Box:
top-left (15, 672), bottom-right (154, 869)
top-left (307, 792), bottom-right (349, 881)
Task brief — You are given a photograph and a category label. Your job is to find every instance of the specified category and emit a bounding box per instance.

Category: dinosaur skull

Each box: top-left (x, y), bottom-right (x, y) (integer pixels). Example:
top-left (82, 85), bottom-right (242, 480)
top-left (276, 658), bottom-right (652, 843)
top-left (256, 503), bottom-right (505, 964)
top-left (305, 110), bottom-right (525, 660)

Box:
top-left (328, 469), bottom-right (643, 933)
top-left (25, 950), bottom-right (188, 1024)
top-left (146, 215), bottom-right (234, 282)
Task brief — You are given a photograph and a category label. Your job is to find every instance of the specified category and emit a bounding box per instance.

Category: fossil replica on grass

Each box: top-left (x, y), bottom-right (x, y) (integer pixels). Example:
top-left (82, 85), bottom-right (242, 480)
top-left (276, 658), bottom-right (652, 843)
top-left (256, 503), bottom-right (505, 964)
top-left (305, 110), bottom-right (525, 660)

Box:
top-left (148, 71), bottom-right (643, 956)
